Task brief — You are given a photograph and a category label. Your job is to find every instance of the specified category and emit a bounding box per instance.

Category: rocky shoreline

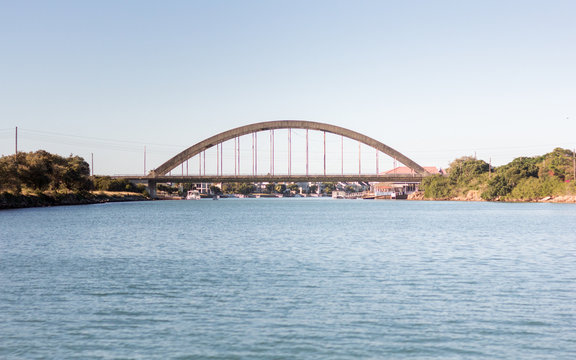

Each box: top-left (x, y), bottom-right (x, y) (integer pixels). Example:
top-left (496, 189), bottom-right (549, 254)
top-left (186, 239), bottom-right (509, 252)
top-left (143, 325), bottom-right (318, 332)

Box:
top-left (408, 190), bottom-right (576, 203)
top-left (0, 191), bottom-right (149, 210)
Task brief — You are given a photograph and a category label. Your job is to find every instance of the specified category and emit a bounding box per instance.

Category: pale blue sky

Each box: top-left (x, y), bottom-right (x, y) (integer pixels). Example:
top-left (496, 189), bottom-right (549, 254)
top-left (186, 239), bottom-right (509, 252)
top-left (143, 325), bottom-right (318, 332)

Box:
top-left (1, 1), bottom-right (575, 175)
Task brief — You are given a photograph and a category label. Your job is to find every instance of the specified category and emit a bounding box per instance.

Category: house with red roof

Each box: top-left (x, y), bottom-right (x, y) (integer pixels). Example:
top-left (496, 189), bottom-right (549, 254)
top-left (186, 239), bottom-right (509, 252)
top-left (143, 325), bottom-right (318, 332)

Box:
top-left (372, 166), bottom-right (444, 198)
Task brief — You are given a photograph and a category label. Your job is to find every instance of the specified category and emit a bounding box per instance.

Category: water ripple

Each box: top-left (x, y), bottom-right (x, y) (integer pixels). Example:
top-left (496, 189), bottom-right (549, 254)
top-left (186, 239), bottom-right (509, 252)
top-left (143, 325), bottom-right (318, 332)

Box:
top-left (1, 200), bottom-right (575, 359)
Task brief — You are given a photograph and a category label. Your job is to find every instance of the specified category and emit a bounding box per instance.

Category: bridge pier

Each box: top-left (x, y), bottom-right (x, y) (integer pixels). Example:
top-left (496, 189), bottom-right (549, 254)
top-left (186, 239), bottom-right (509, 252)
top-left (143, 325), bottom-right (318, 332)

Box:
top-left (147, 180), bottom-right (157, 199)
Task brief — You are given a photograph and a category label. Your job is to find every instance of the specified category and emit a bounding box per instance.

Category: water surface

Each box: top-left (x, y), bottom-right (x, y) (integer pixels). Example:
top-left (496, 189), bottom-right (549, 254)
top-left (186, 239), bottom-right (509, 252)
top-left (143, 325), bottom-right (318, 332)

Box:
top-left (1, 199), bottom-right (575, 359)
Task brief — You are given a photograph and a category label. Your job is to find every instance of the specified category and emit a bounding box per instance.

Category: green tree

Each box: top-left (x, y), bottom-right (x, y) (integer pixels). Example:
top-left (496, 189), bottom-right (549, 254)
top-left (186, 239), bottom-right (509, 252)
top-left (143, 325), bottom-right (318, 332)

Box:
top-left (0, 151), bottom-right (93, 192)
top-left (20, 150), bottom-right (54, 191)
top-left (222, 183), bottom-right (235, 193)
top-left (157, 184), bottom-right (178, 195)
top-left (0, 155), bottom-right (20, 193)
top-left (481, 156), bottom-right (540, 200)
top-left (93, 177), bottom-right (143, 192)
top-left (62, 155), bottom-right (91, 191)
top-left (481, 174), bottom-right (512, 200)
top-left (447, 157), bottom-right (490, 185)
top-left (540, 148), bottom-right (574, 181)
top-left (237, 183), bottom-right (256, 195)
top-left (344, 185), bottom-right (356, 193)
top-left (265, 183), bottom-right (276, 193)
top-left (421, 175), bottom-right (454, 199)
top-left (322, 182), bottom-right (336, 194)
top-left (222, 182), bottom-right (255, 194)
top-left (287, 183), bottom-right (299, 193)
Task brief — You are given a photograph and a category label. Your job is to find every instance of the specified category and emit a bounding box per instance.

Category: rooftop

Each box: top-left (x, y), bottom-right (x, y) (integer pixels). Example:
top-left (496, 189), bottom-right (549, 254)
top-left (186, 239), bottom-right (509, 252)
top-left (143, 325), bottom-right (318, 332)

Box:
top-left (382, 166), bottom-right (444, 175)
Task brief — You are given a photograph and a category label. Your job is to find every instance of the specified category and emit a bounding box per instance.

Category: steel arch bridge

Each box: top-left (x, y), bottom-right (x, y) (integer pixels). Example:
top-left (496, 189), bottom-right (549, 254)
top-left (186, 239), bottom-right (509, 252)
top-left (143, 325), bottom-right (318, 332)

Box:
top-left (121, 120), bottom-right (431, 195)
top-left (153, 120), bottom-right (427, 176)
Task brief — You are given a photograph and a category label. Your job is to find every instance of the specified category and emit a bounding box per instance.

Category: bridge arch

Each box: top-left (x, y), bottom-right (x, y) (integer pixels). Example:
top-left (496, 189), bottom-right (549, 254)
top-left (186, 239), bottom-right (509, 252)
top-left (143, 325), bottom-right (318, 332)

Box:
top-left (151, 120), bottom-right (427, 176)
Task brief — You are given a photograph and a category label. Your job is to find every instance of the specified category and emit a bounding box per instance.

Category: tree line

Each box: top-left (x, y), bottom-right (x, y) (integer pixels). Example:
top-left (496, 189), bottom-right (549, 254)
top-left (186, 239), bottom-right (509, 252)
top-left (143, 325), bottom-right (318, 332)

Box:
top-left (6, 148), bottom-right (573, 201)
top-left (0, 151), bottom-right (147, 195)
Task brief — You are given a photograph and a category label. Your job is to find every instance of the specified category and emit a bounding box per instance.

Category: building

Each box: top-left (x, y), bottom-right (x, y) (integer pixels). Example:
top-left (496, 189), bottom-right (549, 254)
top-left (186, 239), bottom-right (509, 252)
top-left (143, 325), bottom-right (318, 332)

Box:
top-left (372, 166), bottom-right (444, 197)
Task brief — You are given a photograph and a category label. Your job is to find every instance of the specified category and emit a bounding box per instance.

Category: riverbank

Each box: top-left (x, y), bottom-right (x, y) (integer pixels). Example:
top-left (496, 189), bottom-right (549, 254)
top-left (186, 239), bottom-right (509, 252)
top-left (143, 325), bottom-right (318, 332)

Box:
top-left (0, 191), bottom-right (149, 210)
top-left (408, 190), bottom-right (576, 203)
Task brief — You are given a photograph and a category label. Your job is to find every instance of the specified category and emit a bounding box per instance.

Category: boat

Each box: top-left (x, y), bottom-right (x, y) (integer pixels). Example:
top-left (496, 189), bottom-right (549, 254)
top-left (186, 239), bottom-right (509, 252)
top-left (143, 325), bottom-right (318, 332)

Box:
top-left (186, 190), bottom-right (201, 200)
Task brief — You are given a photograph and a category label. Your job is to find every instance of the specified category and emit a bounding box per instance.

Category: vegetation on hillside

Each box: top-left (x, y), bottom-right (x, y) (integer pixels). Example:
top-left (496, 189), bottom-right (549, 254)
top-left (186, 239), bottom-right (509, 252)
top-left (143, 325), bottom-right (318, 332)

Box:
top-left (0, 151), bottom-right (148, 196)
top-left (1, 151), bottom-right (91, 193)
top-left (420, 148), bottom-right (576, 201)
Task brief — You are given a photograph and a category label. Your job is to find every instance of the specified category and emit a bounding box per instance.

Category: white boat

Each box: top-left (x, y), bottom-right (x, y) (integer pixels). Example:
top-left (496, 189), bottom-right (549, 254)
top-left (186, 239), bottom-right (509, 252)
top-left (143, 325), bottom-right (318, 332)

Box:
top-left (186, 190), bottom-right (201, 200)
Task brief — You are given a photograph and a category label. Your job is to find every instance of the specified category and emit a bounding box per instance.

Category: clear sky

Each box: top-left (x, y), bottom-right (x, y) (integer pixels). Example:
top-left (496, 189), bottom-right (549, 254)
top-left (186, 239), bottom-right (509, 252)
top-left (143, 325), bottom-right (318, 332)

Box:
top-left (1, 0), bottom-right (575, 175)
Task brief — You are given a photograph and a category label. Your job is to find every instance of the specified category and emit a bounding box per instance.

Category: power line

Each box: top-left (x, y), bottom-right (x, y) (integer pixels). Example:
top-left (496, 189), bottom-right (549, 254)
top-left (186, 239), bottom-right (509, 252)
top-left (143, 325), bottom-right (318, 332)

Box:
top-left (19, 128), bottom-right (186, 149)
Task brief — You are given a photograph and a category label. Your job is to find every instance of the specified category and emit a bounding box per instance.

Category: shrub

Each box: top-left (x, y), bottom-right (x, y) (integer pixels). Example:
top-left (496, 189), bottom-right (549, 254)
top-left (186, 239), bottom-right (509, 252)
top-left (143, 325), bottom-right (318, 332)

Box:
top-left (421, 175), bottom-right (454, 199)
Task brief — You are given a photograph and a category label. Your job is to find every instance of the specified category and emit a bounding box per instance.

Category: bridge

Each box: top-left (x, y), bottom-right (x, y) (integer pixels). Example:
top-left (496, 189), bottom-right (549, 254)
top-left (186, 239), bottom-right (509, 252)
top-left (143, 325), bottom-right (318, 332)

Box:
top-left (120, 120), bottom-right (431, 197)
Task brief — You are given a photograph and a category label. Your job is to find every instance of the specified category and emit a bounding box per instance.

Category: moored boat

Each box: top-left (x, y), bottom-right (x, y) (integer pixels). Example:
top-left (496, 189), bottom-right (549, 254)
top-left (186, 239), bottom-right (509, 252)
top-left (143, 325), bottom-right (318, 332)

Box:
top-left (186, 190), bottom-right (201, 200)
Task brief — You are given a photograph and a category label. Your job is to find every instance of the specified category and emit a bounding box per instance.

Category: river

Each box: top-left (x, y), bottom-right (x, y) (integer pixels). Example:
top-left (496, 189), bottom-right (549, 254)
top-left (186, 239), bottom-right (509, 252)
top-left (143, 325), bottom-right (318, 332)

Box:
top-left (1, 199), bottom-right (575, 359)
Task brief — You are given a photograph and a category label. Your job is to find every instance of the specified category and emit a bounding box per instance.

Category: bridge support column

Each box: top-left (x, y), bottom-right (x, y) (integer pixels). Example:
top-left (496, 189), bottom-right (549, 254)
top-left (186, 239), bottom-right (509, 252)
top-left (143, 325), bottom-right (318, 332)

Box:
top-left (147, 180), bottom-right (157, 199)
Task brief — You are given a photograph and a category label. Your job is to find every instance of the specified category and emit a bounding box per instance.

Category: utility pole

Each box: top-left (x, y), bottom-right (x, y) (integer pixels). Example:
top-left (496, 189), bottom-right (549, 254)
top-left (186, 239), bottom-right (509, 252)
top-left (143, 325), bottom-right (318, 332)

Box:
top-left (341, 135), bottom-right (344, 176)
top-left (288, 129), bottom-right (292, 176)
top-left (376, 149), bottom-right (379, 175)
top-left (144, 146), bottom-right (147, 176)
top-left (323, 131), bottom-right (326, 176)
top-left (14, 126), bottom-right (20, 193)
top-left (255, 133), bottom-right (258, 176)
top-left (306, 129), bottom-right (309, 176)
top-left (358, 141), bottom-right (361, 175)
top-left (489, 157), bottom-right (492, 178)
top-left (91, 153), bottom-right (94, 176)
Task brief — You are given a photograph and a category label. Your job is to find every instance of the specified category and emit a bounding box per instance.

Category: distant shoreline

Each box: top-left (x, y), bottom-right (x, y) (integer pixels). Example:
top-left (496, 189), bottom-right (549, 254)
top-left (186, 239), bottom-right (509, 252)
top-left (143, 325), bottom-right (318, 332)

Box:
top-left (3, 191), bottom-right (575, 210)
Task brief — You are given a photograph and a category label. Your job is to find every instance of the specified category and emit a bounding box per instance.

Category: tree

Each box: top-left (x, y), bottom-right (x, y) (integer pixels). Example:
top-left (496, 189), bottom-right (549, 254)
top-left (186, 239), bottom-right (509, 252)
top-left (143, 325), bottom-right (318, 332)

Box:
top-left (237, 183), bottom-right (255, 195)
top-left (322, 182), bottom-right (336, 194)
top-left (344, 185), bottom-right (356, 193)
top-left (157, 183), bottom-right (178, 195)
top-left (222, 182), bottom-right (255, 194)
top-left (421, 175), bottom-right (454, 199)
top-left (20, 150), bottom-right (54, 191)
top-left (540, 148), bottom-right (573, 181)
top-left (447, 157), bottom-right (490, 185)
top-left (265, 183), bottom-right (276, 193)
top-left (275, 184), bottom-right (286, 193)
top-left (481, 174), bottom-right (512, 200)
top-left (308, 184), bottom-right (318, 194)
top-left (0, 155), bottom-right (20, 193)
top-left (481, 156), bottom-right (540, 200)
top-left (62, 155), bottom-right (91, 191)
top-left (287, 183), bottom-right (299, 193)
top-left (210, 185), bottom-right (222, 195)
top-left (222, 183), bottom-right (235, 193)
